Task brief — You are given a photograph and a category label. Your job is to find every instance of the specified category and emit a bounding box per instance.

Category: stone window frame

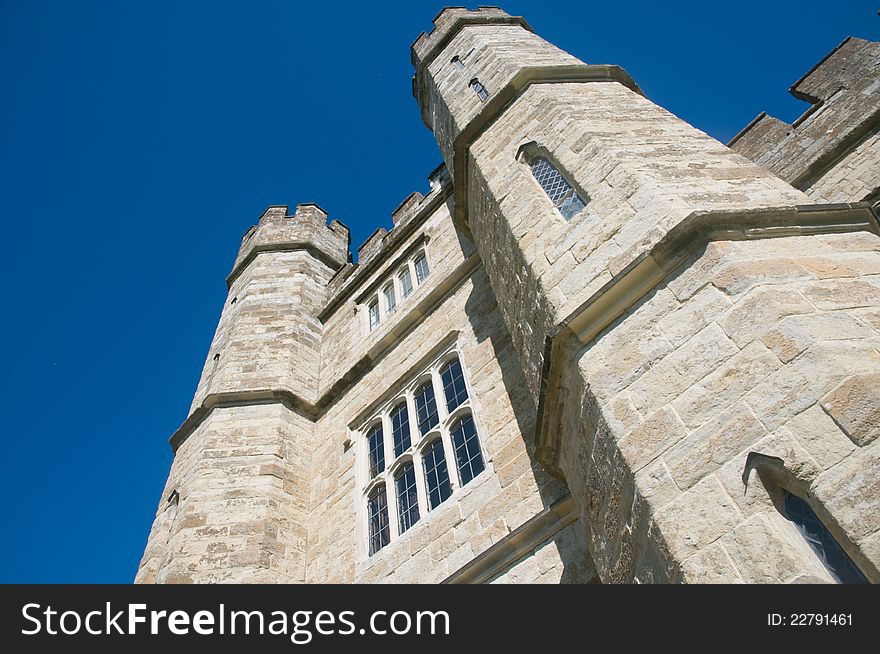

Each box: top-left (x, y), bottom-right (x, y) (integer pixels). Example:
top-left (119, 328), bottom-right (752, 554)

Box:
top-left (354, 344), bottom-right (488, 560)
top-left (361, 248), bottom-right (431, 335)
top-left (469, 77), bottom-right (489, 102)
top-left (516, 140), bottom-right (590, 221)
top-left (743, 452), bottom-right (873, 583)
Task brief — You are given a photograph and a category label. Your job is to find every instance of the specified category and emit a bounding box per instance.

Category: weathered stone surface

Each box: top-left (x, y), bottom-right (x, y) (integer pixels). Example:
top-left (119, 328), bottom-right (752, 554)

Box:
top-left (721, 514), bottom-right (834, 584)
top-left (139, 8), bottom-right (880, 586)
top-left (819, 373), bottom-right (880, 446)
top-left (651, 476), bottom-right (742, 561)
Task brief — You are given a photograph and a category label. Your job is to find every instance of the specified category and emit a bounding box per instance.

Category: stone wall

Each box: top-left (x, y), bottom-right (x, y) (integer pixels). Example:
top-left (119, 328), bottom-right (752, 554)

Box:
top-left (306, 196), bottom-right (589, 583)
top-left (136, 402), bottom-right (313, 583)
top-left (556, 232), bottom-right (880, 583)
top-left (730, 37), bottom-right (880, 204)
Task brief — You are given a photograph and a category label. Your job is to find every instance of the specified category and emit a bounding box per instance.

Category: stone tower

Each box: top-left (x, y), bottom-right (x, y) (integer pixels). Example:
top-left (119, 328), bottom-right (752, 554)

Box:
top-left (136, 204), bottom-right (349, 583)
top-left (138, 7), bottom-right (880, 583)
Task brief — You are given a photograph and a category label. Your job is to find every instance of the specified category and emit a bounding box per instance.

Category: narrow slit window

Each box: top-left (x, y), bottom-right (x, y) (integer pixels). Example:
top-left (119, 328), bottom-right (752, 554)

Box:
top-left (390, 402), bottom-right (411, 458)
top-left (414, 253), bottom-right (430, 284)
top-left (414, 381), bottom-right (439, 435)
top-left (367, 486), bottom-right (391, 555)
top-left (423, 439), bottom-right (452, 510)
top-left (440, 358), bottom-right (468, 413)
top-left (451, 56), bottom-right (465, 70)
top-left (368, 298), bottom-right (380, 331)
top-left (399, 267), bottom-right (414, 298)
top-left (367, 423), bottom-right (385, 478)
top-left (470, 78), bottom-right (488, 102)
top-left (451, 414), bottom-right (484, 486)
top-left (395, 462), bottom-right (420, 534)
top-left (529, 155), bottom-right (588, 220)
top-left (383, 284), bottom-right (396, 314)
top-left (784, 491), bottom-right (868, 584)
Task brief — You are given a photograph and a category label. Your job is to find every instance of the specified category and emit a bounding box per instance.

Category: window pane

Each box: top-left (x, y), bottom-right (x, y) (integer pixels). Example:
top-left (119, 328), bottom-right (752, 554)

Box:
top-left (367, 486), bottom-right (391, 555)
top-left (414, 254), bottom-right (430, 284)
top-left (368, 300), bottom-right (380, 331)
top-left (390, 403), bottom-right (411, 458)
top-left (470, 79), bottom-right (488, 101)
top-left (395, 462), bottom-right (420, 534)
top-left (383, 285), bottom-right (396, 313)
top-left (414, 381), bottom-right (439, 435)
top-left (367, 424), bottom-right (385, 477)
top-left (422, 439), bottom-right (452, 510)
top-left (558, 192), bottom-right (587, 220)
top-left (451, 414), bottom-right (484, 486)
top-left (440, 358), bottom-right (468, 413)
top-left (451, 56), bottom-right (465, 70)
top-left (784, 491), bottom-right (868, 584)
top-left (399, 268), bottom-right (413, 297)
top-left (529, 155), bottom-right (587, 220)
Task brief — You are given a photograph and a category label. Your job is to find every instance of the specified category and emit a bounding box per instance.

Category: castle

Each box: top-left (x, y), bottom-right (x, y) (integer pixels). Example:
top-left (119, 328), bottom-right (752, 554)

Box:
top-left (137, 7), bottom-right (880, 584)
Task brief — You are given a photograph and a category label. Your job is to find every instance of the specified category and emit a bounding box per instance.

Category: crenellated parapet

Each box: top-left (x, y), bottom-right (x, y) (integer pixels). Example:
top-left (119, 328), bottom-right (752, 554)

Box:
top-left (228, 203), bottom-right (350, 286)
top-left (730, 37), bottom-right (880, 200)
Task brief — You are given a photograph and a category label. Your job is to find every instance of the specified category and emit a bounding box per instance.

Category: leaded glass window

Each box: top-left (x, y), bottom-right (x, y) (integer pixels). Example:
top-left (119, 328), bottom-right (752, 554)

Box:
top-left (529, 155), bottom-right (587, 220)
top-left (414, 381), bottom-right (439, 435)
top-left (440, 358), bottom-right (468, 412)
top-left (470, 78), bottom-right (488, 101)
top-left (784, 491), bottom-right (867, 584)
top-left (383, 284), bottom-right (396, 314)
top-left (367, 423), bottom-right (385, 478)
top-left (399, 267), bottom-right (414, 298)
top-left (423, 439), bottom-right (452, 510)
top-left (390, 402), bottom-right (411, 458)
top-left (414, 253), bottom-right (430, 284)
top-left (368, 298), bottom-right (380, 331)
top-left (367, 486), bottom-right (390, 555)
top-left (451, 414), bottom-right (484, 486)
top-left (395, 462), bottom-right (420, 534)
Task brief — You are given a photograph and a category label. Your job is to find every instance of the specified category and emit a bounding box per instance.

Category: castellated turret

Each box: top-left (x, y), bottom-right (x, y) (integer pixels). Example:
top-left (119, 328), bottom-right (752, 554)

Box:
top-left (138, 7), bottom-right (880, 584)
top-left (137, 204), bottom-right (349, 583)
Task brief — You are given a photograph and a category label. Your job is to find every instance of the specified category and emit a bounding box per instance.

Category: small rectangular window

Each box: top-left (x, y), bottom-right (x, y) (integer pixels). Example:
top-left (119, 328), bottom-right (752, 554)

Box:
top-left (367, 424), bottom-right (385, 478)
top-left (390, 403), bottom-right (411, 458)
top-left (440, 358), bottom-right (468, 413)
top-left (470, 79), bottom-right (488, 102)
top-left (414, 381), bottom-right (439, 435)
top-left (451, 414), bottom-right (484, 486)
top-left (368, 299), bottom-right (380, 331)
top-left (368, 486), bottom-right (391, 555)
top-left (383, 284), bottom-right (396, 314)
top-left (399, 268), bottom-right (414, 298)
top-left (414, 254), bottom-right (430, 284)
top-left (529, 155), bottom-right (587, 220)
top-left (395, 462), bottom-right (420, 534)
top-left (423, 439), bottom-right (452, 510)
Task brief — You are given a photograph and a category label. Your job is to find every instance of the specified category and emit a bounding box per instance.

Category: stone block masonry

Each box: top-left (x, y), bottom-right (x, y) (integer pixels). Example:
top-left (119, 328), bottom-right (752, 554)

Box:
top-left (138, 7), bottom-right (880, 584)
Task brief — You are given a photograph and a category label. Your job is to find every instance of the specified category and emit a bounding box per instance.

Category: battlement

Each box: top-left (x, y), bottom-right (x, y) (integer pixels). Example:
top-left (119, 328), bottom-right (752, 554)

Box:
top-left (729, 37), bottom-right (880, 191)
top-left (410, 7), bottom-right (528, 71)
top-left (228, 203), bottom-right (350, 286)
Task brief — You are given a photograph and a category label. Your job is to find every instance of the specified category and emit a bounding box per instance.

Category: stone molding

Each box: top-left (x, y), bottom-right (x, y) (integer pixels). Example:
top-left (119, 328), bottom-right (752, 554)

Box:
top-left (442, 493), bottom-right (579, 584)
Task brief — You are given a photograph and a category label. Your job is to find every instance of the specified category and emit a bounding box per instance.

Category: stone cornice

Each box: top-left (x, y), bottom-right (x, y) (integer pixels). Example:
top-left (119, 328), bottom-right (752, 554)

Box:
top-left (226, 242), bottom-right (343, 289)
top-left (535, 202), bottom-right (880, 477)
top-left (442, 493), bottom-right (580, 584)
top-left (450, 64), bottom-right (643, 231)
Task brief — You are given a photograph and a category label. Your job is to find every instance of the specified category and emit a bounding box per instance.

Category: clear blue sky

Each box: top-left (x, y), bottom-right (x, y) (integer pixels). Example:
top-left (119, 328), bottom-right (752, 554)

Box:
top-left (1, 1), bottom-right (877, 583)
